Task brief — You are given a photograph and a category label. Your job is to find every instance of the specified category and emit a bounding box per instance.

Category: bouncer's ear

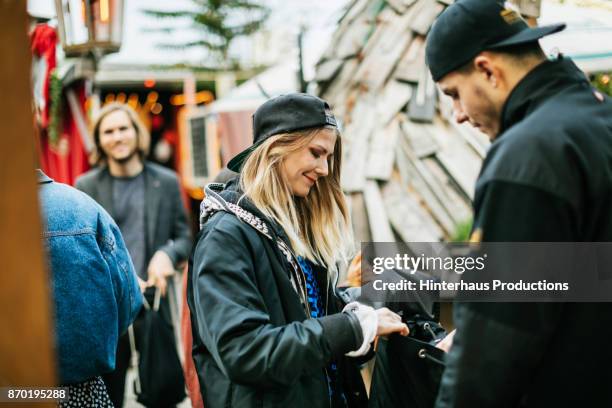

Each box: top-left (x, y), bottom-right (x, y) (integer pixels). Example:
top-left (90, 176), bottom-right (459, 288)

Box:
top-left (473, 54), bottom-right (499, 87)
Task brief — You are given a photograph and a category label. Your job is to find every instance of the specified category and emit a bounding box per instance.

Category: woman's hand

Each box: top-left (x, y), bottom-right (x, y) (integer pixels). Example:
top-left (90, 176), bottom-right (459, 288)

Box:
top-left (375, 308), bottom-right (409, 337)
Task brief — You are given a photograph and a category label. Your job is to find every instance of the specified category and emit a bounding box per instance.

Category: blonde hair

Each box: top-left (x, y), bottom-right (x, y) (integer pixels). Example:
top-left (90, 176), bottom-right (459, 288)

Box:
top-left (239, 126), bottom-right (353, 269)
top-left (90, 102), bottom-right (150, 165)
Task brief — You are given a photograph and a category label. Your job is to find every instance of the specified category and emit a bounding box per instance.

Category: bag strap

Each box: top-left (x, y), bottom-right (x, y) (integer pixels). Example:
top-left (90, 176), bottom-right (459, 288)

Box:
top-left (141, 286), bottom-right (162, 312)
top-left (128, 324), bottom-right (141, 394)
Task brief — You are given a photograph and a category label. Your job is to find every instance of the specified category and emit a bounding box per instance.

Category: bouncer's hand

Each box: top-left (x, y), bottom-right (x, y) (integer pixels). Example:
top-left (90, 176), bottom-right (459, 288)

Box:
top-left (435, 329), bottom-right (456, 353)
top-left (147, 250), bottom-right (175, 296)
top-left (343, 251), bottom-right (362, 287)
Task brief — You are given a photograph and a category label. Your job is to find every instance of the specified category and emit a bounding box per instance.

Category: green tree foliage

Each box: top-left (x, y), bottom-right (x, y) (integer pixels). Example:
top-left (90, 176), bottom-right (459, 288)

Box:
top-left (592, 73), bottom-right (611, 97)
top-left (142, 0), bottom-right (270, 67)
top-left (451, 218), bottom-right (473, 242)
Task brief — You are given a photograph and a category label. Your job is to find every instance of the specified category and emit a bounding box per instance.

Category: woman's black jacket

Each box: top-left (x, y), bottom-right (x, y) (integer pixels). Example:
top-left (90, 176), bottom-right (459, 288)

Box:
top-left (186, 182), bottom-right (368, 408)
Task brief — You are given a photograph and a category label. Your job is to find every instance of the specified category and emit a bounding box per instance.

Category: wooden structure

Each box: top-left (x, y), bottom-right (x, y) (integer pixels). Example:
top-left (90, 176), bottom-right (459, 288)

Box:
top-left (1, 1), bottom-right (56, 405)
top-left (315, 0), bottom-right (488, 244)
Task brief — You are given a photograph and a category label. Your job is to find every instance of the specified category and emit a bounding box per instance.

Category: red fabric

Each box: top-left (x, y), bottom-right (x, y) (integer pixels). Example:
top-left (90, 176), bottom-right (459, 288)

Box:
top-left (39, 83), bottom-right (90, 185)
top-left (181, 270), bottom-right (205, 408)
top-left (30, 24), bottom-right (57, 128)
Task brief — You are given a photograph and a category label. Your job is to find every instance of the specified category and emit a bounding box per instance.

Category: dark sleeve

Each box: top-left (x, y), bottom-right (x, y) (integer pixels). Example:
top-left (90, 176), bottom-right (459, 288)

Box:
top-left (435, 181), bottom-right (575, 408)
top-left (473, 180), bottom-right (578, 242)
top-left (158, 175), bottom-right (192, 266)
top-left (74, 175), bottom-right (92, 198)
top-left (192, 221), bottom-right (360, 388)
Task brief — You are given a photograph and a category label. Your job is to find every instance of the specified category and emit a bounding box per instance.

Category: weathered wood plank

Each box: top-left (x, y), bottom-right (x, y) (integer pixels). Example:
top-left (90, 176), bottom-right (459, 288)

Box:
top-left (321, 59), bottom-right (360, 104)
top-left (348, 192), bottom-right (372, 244)
top-left (366, 118), bottom-right (400, 181)
top-left (382, 178), bottom-right (443, 241)
top-left (401, 119), bottom-right (439, 158)
top-left (341, 100), bottom-right (377, 192)
top-left (353, 7), bottom-right (416, 92)
top-left (408, 63), bottom-right (437, 122)
top-left (395, 131), bottom-right (457, 235)
top-left (395, 36), bottom-right (425, 84)
top-left (422, 157), bottom-right (473, 220)
top-left (315, 58), bottom-right (345, 83)
top-left (410, 0), bottom-right (444, 36)
top-left (363, 180), bottom-right (395, 241)
top-left (398, 125), bottom-right (471, 226)
top-left (427, 119), bottom-right (482, 199)
top-left (386, 0), bottom-right (408, 14)
top-left (376, 79), bottom-right (413, 126)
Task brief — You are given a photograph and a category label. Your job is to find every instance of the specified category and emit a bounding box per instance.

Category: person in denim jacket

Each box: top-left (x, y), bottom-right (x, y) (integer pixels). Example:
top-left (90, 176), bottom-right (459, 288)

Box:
top-left (38, 169), bottom-right (142, 406)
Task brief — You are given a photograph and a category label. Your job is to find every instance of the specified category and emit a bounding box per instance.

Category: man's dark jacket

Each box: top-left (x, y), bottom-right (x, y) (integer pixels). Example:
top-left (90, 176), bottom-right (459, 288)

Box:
top-left (187, 181), bottom-right (368, 408)
top-left (435, 56), bottom-right (612, 408)
top-left (75, 161), bottom-right (191, 268)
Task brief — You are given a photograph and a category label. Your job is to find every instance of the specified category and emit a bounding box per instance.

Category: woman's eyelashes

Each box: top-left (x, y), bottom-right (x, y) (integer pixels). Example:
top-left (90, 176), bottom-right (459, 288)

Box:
top-left (310, 148), bottom-right (322, 159)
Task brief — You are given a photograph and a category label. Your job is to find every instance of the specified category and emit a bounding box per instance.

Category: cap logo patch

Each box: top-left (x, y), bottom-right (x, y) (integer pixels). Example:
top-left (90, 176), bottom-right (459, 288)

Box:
top-left (500, 8), bottom-right (521, 24)
top-left (501, 2), bottom-right (522, 24)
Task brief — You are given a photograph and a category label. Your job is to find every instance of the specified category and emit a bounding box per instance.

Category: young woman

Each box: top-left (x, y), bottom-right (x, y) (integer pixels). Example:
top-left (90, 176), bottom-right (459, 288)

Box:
top-left (187, 93), bottom-right (408, 408)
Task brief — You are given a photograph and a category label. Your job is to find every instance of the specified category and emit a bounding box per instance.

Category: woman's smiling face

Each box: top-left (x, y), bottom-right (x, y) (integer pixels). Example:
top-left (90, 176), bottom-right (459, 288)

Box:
top-left (280, 128), bottom-right (337, 197)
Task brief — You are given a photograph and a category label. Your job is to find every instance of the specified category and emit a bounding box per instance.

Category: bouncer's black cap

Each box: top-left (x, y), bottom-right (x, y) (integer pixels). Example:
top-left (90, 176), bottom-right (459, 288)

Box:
top-left (227, 93), bottom-right (337, 172)
top-left (425, 0), bottom-right (565, 81)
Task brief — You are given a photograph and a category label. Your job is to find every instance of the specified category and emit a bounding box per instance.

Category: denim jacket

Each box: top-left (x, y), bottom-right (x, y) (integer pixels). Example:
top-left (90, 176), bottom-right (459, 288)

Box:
top-left (37, 170), bottom-right (142, 384)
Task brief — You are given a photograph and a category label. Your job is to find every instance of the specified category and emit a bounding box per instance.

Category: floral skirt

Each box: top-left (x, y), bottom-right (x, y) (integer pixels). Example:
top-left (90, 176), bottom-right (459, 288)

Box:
top-left (59, 376), bottom-right (114, 408)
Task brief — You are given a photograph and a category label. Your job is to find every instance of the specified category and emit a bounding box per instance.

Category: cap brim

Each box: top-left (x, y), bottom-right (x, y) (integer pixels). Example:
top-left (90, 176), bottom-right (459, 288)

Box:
top-left (488, 23), bottom-right (566, 49)
top-left (227, 144), bottom-right (259, 172)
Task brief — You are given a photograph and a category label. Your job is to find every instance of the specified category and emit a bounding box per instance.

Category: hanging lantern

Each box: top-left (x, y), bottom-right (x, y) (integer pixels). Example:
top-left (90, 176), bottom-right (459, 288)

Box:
top-left (54, 0), bottom-right (124, 57)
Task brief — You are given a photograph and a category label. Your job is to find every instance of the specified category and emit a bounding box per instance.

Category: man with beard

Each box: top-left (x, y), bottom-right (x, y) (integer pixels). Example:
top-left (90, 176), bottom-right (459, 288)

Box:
top-left (76, 102), bottom-right (191, 407)
top-left (424, 0), bottom-right (612, 407)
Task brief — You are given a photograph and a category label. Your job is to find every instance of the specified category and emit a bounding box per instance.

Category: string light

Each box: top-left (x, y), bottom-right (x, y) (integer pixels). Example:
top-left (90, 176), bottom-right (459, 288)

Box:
top-left (147, 91), bottom-right (159, 103)
top-left (170, 90), bottom-right (214, 106)
top-left (151, 103), bottom-right (163, 115)
top-left (128, 93), bottom-right (139, 108)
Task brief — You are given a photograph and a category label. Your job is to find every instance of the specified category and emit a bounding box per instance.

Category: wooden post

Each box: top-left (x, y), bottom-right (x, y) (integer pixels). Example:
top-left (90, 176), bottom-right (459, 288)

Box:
top-left (0, 1), bottom-right (56, 406)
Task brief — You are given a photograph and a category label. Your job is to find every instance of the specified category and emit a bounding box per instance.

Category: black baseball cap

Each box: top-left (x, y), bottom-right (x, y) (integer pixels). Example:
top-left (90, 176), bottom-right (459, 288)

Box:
top-left (426, 0), bottom-right (566, 82)
top-left (227, 93), bottom-right (337, 172)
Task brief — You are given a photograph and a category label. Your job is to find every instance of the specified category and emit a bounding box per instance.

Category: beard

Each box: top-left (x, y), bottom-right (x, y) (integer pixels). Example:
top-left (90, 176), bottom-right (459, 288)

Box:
top-left (107, 145), bottom-right (140, 164)
top-left (473, 85), bottom-right (501, 138)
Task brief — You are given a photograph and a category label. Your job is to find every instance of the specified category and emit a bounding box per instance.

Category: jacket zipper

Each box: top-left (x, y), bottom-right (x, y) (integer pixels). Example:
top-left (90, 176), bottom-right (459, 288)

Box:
top-left (323, 266), bottom-right (340, 408)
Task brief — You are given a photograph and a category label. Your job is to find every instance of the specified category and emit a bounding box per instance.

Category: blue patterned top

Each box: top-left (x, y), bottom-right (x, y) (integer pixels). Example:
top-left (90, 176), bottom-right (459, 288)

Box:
top-left (297, 256), bottom-right (324, 319)
top-left (297, 256), bottom-right (346, 406)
